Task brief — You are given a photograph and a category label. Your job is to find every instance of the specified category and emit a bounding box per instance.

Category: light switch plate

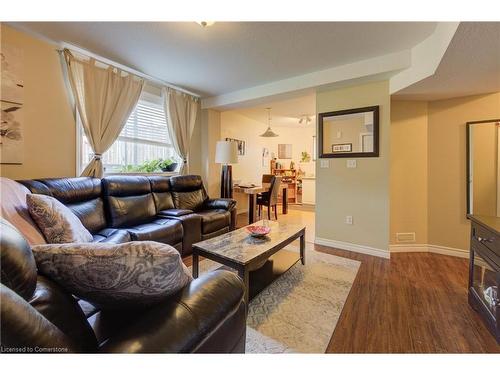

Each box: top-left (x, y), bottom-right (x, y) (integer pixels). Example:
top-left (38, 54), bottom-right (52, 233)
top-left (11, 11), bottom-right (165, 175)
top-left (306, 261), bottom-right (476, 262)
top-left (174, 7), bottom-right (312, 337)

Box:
top-left (320, 159), bottom-right (329, 168)
top-left (347, 160), bottom-right (357, 168)
top-left (345, 215), bottom-right (353, 225)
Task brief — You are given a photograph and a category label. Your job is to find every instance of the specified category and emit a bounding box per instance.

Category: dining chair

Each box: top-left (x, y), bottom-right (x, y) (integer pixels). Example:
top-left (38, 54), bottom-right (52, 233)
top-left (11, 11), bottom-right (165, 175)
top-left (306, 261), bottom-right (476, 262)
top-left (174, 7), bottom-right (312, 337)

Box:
top-left (257, 176), bottom-right (281, 220)
top-left (257, 174), bottom-right (274, 199)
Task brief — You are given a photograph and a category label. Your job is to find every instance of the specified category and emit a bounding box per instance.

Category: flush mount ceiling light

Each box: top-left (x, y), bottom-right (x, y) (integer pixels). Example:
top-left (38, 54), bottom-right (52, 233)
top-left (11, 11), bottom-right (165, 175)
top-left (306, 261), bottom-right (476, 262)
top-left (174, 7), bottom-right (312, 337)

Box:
top-left (298, 115), bottom-right (312, 125)
top-left (196, 21), bottom-right (215, 28)
top-left (260, 108), bottom-right (279, 137)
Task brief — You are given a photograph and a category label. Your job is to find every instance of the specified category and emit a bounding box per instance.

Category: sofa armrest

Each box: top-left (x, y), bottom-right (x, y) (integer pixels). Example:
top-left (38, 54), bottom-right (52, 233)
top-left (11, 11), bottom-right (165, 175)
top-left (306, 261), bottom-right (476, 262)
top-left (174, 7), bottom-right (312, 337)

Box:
top-left (158, 208), bottom-right (194, 217)
top-left (203, 198), bottom-right (236, 211)
top-left (99, 270), bottom-right (246, 353)
top-left (1, 284), bottom-right (79, 353)
top-left (156, 212), bottom-right (201, 257)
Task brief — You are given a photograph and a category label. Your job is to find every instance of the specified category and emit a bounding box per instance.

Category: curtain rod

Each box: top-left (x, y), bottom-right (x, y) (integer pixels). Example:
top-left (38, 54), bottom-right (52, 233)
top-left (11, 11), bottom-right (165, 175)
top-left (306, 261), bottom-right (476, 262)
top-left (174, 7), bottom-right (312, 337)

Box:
top-left (56, 44), bottom-right (201, 99)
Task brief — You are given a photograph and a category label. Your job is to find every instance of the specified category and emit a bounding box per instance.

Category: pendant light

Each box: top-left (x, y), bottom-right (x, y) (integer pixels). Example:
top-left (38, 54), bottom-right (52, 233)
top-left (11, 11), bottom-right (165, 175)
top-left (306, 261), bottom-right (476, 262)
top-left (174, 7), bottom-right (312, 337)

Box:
top-left (260, 107), bottom-right (279, 137)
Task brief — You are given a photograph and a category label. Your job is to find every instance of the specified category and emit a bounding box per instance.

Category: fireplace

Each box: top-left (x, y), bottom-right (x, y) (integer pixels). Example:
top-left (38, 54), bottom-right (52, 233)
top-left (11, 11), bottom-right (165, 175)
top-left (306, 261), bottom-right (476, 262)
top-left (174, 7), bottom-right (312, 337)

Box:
top-left (468, 216), bottom-right (499, 343)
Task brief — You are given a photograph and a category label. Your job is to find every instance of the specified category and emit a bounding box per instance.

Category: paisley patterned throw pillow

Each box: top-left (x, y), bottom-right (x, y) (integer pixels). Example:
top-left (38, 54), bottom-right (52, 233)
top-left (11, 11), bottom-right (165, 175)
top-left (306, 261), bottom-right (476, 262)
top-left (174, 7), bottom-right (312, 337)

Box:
top-left (26, 194), bottom-right (93, 244)
top-left (32, 241), bottom-right (192, 309)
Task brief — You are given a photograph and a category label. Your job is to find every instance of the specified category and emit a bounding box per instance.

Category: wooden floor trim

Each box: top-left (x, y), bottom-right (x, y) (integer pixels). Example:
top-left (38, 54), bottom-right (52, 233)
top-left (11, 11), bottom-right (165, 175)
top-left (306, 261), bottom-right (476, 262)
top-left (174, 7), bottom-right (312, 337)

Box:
top-left (390, 243), bottom-right (469, 259)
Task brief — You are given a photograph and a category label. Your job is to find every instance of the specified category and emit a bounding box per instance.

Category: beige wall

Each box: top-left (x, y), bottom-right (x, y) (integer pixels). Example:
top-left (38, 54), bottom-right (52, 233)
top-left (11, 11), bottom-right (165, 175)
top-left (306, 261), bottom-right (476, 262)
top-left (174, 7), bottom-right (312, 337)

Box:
top-left (315, 81), bottom-right (390, 252)
top-left (1, 24), bottom-right (76, 179)
top-left (427, 92), bottom-right (500, 250)
top-left (0, 24), bottom-right (203, 181)
top-left (188, 104), bottom-right (202, 177)
top-left (390, 93), bottom-right (500, 251)
top-left (390, 100), bottom-right (428, 244)
top-left (471, 123), bottom-right (497, 216)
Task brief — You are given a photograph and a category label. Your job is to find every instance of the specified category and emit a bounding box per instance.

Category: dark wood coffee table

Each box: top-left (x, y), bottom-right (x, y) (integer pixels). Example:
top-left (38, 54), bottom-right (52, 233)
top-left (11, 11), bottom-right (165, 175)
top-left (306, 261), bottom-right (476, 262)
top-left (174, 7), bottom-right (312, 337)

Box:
top-left (192, 220), bottom-right (306, 308)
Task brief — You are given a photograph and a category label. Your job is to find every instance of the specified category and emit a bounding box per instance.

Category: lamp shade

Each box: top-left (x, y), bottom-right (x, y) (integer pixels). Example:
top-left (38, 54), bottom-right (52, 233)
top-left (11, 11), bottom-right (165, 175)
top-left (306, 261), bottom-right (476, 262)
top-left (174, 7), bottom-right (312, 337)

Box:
top-left (215, 141), bottom-right (238, 164)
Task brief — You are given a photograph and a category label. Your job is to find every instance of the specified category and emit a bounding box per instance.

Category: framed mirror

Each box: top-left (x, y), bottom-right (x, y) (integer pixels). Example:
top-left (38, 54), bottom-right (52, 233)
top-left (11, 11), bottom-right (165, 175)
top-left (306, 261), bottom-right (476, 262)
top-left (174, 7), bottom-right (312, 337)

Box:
top-left (466, 119), bottom-right (500, 217)
top-left (318, 106), bottom-right (379, 158)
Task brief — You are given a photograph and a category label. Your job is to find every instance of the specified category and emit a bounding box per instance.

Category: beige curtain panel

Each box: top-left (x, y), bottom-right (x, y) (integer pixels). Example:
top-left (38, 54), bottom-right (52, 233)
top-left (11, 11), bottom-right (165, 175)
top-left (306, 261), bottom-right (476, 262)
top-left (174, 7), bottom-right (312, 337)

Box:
top-left (163, 87), bottom-right (198, 175)
top-left (63, 49), bottom-right (145, 177)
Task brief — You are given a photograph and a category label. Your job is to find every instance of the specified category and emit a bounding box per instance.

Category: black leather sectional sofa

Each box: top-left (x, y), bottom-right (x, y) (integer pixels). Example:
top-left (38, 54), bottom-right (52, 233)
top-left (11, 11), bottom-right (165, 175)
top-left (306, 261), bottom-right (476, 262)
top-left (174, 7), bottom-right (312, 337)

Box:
top-left (0, 219), bottom-right (246, 353)
top-left (19, 174), bottom-right (237, 257)
top-left (0, 175), bottom-right (246, 353)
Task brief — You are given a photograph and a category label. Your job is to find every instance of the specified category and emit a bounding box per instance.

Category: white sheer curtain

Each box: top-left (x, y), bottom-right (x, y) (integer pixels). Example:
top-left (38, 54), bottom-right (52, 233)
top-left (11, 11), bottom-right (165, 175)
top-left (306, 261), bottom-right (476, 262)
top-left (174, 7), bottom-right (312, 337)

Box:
top-left (162, 87), bottom-right (198, 174)
top-left (63, 49), bottom-right (145, 177)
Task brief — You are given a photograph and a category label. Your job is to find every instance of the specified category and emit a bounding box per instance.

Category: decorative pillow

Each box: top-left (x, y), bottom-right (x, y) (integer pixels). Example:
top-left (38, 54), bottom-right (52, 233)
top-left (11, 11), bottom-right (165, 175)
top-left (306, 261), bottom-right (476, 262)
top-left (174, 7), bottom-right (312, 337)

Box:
top-left (26, 194), bottom-right (93, 244)
top-left (32, 241), bottom-right (193, 309)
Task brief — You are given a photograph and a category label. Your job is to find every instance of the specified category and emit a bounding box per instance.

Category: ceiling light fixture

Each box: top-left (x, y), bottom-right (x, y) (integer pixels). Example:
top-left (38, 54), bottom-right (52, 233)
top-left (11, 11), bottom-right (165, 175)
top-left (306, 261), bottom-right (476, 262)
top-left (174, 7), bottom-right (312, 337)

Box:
top-left (196, 21), bottom-right (215, 28)
top-left (298, 115), bottom-right (312, 125)
top-left (260, 108), bottom-right (279, 137)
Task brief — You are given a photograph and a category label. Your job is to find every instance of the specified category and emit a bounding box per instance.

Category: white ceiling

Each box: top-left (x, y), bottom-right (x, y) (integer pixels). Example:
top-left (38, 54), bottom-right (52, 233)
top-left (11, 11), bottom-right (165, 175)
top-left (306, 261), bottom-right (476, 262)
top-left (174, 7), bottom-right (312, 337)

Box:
top-left (11, 22), bottom-right (437, 98)
top-left (231, 93), bottom-right (316, 128)
top-left (394, 22), bottom-right (500, 100)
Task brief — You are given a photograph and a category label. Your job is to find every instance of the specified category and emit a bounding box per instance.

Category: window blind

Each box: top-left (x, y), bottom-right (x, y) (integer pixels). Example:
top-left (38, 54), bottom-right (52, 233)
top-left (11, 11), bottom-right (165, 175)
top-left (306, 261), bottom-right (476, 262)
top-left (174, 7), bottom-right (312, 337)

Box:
top-left (120, 101), bottom-right (171, 146)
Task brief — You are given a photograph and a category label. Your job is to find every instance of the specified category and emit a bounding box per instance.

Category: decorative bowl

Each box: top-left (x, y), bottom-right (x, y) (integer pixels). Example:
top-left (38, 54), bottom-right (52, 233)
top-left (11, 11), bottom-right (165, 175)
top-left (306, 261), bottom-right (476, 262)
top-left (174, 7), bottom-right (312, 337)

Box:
top-left (246, 225), bottom-right (271, 238)
top-left (161, 163), bottom-right (178, 172)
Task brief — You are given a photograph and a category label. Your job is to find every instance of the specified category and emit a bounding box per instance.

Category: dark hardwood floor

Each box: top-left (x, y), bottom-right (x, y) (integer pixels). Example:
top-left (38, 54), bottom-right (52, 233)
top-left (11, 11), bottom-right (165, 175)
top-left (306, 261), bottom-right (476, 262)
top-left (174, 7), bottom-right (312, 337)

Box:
top-left (186, 211), bottom-right (499, 353)
top-left (316, 246), bottom-right (499, 353)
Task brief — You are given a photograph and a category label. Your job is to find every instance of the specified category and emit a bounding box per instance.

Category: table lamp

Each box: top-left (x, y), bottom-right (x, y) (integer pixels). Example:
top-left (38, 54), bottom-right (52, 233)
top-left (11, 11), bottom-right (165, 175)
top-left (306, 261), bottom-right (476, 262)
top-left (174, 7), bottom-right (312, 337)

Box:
top-left (215, 140), bottom-right (239, 198)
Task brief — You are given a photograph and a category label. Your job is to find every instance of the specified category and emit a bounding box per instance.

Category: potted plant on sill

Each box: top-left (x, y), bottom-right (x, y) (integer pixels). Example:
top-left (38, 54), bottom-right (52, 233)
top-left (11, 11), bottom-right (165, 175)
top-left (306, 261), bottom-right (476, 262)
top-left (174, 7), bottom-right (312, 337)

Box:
top-left (159, 158), bottom-right (178, 172)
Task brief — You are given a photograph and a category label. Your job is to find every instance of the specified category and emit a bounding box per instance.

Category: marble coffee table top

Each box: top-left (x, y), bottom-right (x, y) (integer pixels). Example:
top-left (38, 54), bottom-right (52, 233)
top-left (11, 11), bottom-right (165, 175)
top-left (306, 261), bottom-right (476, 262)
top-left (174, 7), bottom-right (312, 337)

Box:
top-left (193, 220), bottom-right (305, 265)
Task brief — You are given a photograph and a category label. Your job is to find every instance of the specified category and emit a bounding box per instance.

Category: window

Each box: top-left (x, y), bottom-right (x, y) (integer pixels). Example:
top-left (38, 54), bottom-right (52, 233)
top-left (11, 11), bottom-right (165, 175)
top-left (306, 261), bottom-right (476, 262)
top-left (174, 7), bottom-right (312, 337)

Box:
top-left (78, 93), bottom-right (178, 174)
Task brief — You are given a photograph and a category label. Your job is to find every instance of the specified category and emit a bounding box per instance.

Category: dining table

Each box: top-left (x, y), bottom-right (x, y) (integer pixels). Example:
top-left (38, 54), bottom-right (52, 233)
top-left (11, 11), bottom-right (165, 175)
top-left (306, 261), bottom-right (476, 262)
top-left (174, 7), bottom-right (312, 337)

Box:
top-left (233, 183), bottom-right (288, 224)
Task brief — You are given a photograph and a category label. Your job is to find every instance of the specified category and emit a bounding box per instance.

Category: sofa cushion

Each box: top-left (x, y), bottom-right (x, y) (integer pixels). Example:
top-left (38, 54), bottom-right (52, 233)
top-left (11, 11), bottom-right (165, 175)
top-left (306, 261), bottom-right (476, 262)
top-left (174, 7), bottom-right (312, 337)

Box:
top-left (169, 175), bottom-right (207, 211)
top-left (20, 177), bottom-right (102, 204)
top-left (32, 241), bottom-right (193, 309)
top-left (196, 209), bottom-right (231, 234)
top-left (27, 194), bottom-right (93, 244)
top-left (92, 228), bottom-right (131, 244)
top-left (19, 177), bottom-right (107, 234)
top-left (172, 190), bottom-right (206, 211)
top-left (148, 176), bottom-right (175, 211)
top-left (125, 217), bottom-right (183, 245)
top-left (67, 198), bottom-right (107, 234)
top-left (102, 176), bottom-right (156, 227)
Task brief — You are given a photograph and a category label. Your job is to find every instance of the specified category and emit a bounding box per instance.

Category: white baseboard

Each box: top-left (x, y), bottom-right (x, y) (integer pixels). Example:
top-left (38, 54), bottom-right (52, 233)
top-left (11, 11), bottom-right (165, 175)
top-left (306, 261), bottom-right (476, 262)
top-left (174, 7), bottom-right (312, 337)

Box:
top-left (389, 244), bottom-right (429, 253)
top-left (315, 237), bottom-right (391, 259)
top-left (427, 244), bottom-right (469, 259)
top-left (389, 244), bottom-right (469, 259)
top-left (314, 239), bottom-right (469, 260)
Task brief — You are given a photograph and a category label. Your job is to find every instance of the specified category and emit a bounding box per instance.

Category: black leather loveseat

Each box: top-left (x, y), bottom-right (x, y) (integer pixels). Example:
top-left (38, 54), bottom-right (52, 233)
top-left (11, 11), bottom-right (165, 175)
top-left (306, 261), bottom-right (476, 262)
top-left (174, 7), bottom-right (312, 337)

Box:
top-left (19, 175), bottom-right (236, 257)
top-left (0, 219), bottom-right (246, 353)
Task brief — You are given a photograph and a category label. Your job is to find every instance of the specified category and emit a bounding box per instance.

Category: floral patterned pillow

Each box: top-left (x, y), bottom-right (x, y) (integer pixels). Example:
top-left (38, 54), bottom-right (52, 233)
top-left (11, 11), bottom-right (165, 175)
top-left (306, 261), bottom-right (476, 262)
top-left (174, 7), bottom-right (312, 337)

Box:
top-left (26, 194), bottom-right (93, 243)
top-left (32, 241), bottom-right (193, 309)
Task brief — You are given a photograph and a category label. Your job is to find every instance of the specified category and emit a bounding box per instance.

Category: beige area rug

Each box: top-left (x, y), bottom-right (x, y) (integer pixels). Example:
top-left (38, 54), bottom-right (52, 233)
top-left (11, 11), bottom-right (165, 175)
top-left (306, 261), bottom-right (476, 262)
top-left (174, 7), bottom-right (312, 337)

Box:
top-left (192, 243), bottom-right (360, 353)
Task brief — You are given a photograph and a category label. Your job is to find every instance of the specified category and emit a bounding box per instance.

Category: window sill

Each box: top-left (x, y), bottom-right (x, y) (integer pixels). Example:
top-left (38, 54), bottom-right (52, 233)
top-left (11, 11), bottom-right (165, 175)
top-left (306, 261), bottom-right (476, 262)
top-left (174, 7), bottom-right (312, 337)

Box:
top-left (104, 172), bottom-right (179, 177)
